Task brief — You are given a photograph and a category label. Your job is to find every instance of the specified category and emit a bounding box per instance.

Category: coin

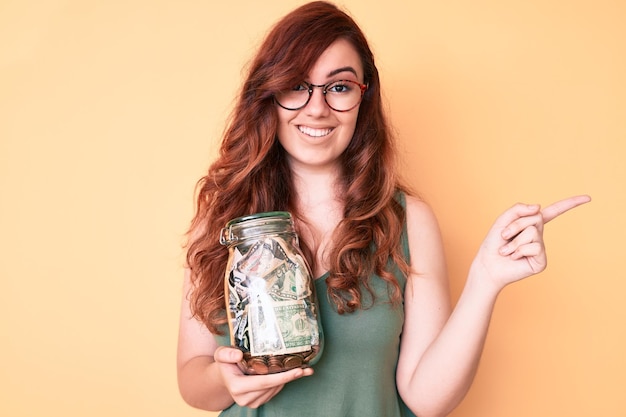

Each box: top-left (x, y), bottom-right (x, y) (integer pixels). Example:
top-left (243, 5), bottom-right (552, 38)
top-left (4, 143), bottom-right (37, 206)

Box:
top-left (268, 356), bottom-right (283, 373)
top-left (282, 354), bottom-right (303, 370)
top-left (248, 357), bottom-right (269, 375)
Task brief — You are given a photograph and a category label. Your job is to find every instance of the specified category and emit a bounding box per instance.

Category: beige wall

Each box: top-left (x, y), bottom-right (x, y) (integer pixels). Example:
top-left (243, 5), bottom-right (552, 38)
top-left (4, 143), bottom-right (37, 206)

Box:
top-left (1, 1), bottom-right (623, 416)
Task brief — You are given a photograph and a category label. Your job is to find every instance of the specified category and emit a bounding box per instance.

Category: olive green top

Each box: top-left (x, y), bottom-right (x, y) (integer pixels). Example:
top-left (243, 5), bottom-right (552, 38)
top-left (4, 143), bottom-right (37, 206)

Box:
top-left (214, 194), bottom-right (415, 417)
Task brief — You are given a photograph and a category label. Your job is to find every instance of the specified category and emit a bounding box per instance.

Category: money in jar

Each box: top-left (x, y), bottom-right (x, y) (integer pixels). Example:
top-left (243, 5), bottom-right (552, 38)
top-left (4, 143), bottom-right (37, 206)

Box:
top-left (220, 211), bottom-right (324, 375)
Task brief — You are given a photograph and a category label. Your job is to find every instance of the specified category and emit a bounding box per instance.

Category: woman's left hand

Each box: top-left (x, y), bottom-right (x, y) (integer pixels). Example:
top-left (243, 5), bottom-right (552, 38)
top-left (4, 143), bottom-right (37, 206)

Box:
top-left (471, 195), bottom-right (591, 292)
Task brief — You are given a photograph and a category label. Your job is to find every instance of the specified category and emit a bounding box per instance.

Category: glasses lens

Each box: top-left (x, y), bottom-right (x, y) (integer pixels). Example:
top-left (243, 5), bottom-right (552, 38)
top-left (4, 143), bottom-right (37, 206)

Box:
top-left (325, 80), bottom-right (363, 111)
top-left (275, 83), bottom-right (310, 110)
top-left (275, 80), bottom-right (365, 111)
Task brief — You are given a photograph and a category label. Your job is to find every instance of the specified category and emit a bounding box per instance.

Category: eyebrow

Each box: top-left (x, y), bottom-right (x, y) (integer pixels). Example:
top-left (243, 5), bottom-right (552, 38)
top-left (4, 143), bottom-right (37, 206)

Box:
top-left (327, 66), bottom-right (358, 78)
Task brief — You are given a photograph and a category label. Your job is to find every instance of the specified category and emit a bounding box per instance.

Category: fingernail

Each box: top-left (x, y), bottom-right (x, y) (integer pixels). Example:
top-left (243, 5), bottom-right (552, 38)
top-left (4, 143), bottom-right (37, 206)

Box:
top-left (502, 228), bottom-right (511, 239)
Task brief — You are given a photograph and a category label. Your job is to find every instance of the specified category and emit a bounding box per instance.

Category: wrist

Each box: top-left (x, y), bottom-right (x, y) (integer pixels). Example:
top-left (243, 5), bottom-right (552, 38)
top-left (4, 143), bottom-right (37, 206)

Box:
top-left (466, 260), bottom-right (506, 300)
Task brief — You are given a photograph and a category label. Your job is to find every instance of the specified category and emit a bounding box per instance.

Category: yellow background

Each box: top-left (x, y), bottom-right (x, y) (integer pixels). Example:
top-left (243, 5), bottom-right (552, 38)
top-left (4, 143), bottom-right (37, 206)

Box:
top-left (1, 1), bottom-right (623, 416)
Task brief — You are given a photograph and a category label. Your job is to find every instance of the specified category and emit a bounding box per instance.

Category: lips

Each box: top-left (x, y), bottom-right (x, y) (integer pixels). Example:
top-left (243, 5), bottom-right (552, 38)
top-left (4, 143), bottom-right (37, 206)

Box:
top-left (298, 125), bottom-right (333, 138)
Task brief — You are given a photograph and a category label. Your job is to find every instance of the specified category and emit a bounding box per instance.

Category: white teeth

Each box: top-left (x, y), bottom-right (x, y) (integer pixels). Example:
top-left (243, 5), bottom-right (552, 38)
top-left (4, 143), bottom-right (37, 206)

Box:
top-left (298, 125), bottom-right (333, 137)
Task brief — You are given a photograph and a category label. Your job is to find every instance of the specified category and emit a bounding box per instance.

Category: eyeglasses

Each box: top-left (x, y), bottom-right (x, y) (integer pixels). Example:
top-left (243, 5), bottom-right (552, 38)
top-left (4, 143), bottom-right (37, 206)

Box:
top-left (274, 80), bottom-right (368, 112)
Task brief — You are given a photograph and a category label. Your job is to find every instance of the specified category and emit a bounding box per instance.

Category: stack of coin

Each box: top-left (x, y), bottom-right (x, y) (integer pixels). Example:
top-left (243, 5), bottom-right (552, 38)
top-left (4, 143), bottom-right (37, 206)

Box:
top-left (240, 347), bottom-right (321, 375)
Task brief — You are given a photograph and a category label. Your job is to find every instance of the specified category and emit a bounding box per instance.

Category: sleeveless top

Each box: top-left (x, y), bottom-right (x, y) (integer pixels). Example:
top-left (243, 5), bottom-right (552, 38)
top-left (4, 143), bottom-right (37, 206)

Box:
top-left (214, 194), bottom-right (416, 417)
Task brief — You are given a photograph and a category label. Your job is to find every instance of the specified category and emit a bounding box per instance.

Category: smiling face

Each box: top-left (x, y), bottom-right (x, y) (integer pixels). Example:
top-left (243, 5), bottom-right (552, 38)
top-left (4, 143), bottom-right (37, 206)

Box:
top-left (276, 38), bottom-right (364, 173)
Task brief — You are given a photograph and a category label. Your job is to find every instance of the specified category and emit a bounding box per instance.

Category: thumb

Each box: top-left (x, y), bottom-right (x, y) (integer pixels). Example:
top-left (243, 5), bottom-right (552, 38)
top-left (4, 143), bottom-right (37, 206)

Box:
top-left (214, 346), bottom-right (244, 364)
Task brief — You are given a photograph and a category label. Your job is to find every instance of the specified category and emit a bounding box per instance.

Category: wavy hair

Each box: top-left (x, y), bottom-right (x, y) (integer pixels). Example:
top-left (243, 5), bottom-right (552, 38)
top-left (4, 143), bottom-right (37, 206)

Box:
top-left (186, 1), bottom-right (411, 334)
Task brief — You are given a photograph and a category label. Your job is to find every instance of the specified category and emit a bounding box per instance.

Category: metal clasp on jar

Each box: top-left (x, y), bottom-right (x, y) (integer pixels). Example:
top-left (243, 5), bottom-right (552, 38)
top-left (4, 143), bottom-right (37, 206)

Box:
top-left (219, 226), bottom-right (238, 246)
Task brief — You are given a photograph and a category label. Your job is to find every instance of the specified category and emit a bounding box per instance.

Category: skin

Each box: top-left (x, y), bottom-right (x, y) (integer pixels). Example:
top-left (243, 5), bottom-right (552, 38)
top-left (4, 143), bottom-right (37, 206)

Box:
top-left (395, 195), bottom-right (590, 417)
top-left (275, 38), bottom-right (362, 176)
top-left (176, 38), bottom-right (592, 415)
top-left (275, 38), bottom-right (364, 276)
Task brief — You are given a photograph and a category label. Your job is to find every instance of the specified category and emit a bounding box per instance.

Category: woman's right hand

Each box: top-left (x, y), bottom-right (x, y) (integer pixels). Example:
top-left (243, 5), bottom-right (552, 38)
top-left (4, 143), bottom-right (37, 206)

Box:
top-left (213, 346), bottom-right (314, 409)
top-left (177, 268), bottom-right (313, 411)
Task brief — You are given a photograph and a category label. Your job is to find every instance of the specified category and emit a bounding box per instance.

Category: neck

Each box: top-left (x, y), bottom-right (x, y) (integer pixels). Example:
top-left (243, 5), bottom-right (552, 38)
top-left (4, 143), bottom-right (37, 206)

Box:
top-left (291, 164), bottom-right (342, 209)
top-left (289, 163), bottom-right (345, 278)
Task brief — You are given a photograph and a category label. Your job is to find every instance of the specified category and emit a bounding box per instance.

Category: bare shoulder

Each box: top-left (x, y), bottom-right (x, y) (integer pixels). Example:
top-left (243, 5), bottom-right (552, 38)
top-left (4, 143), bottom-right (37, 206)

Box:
top-left (404, 194), bottom-right (441, 234)
top-left (403, 194), bottom-right (447, 278)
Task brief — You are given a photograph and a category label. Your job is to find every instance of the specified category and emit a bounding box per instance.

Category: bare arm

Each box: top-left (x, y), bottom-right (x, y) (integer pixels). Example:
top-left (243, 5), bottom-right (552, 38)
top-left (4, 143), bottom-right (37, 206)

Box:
top-left (176, 268), bottom-right (233, 410)
top-left (177, 269), bottom-right (312, 411)
top-left (396, 195), bottom-right (591, 417)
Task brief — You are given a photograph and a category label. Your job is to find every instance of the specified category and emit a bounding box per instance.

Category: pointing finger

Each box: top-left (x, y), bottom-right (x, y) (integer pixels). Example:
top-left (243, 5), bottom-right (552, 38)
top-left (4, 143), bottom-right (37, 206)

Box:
top-left (541, 195), bottom-right (591, 224)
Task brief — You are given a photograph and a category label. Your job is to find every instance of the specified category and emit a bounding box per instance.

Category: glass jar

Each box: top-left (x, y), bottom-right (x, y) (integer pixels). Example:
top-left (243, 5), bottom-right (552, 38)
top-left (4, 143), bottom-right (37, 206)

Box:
top-left (220, 211), bottom-right (324, 375)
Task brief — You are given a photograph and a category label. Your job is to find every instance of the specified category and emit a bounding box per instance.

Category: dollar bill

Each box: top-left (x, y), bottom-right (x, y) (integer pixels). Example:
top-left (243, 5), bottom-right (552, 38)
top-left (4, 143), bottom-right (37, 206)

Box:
top-left (248, 289), bottom-right (286, 355)
top-left (248, 299), bottom-right (315, 356)
top-left (235, 239), bottom-right (283, 278)
top-left (226, 236), bottom-right (319, 355)
top-left (266, 260), bottom-right (312, 301)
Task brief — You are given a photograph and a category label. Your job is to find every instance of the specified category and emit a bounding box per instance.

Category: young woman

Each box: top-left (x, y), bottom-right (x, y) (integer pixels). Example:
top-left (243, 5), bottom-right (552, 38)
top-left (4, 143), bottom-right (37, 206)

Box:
top-left (177, 2), bottom-right (590, 416)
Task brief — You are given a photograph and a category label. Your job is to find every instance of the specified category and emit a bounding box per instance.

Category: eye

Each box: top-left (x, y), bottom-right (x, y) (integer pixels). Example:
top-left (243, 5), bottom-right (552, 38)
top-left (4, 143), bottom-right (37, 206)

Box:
top-left (327, 81), bottom-right (353, 93)
top-left (291, 83), bottom-right (309, 92)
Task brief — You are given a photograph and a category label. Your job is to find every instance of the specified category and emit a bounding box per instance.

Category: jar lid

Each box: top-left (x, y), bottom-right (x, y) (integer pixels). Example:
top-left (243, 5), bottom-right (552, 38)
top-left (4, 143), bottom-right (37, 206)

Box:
top-left (220, 211), bottom-right (293, 245)
top-left (225, 211), bottom-right (291, 227)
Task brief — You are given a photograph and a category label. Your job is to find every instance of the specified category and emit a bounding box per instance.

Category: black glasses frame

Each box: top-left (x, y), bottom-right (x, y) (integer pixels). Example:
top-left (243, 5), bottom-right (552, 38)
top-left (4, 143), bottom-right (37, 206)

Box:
top-left (275, 80), bottom-right (368, 112)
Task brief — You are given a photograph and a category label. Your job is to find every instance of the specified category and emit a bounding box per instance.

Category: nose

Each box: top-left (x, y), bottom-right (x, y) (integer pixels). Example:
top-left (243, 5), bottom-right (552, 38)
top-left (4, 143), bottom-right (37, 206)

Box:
top-left (304, 85), bottom-right (331, 117)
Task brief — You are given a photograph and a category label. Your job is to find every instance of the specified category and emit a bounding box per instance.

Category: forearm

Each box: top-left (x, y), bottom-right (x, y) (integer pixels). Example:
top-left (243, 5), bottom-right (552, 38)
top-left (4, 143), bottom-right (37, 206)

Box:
top-left (178, 355), bottom-right (235, 411)
top-left (401, 268), bottom-right (502, 417)
top-left (399, 196), bottom-right (590, 417)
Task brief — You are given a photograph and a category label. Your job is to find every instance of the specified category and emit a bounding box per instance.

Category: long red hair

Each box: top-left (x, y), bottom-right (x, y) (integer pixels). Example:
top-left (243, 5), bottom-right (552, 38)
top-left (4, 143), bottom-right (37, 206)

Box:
top-left (186, 1), bottom-right (411, 334)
